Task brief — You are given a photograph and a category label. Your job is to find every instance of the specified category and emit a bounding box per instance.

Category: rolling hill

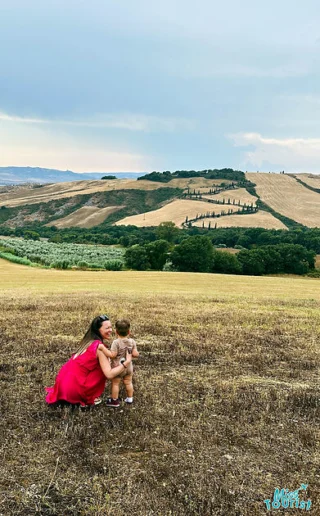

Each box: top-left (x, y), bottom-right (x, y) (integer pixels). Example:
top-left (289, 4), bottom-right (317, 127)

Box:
top-left (0, 166), bottom-right (144, 185)
top-left (0, 171), bottom-right (319, 230)
top-left (246, 172), bottom-right (320, 228)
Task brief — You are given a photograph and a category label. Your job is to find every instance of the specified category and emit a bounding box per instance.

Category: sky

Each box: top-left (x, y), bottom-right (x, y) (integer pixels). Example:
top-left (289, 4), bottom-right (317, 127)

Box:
top-left (0, 0), bottom-right (320, 173)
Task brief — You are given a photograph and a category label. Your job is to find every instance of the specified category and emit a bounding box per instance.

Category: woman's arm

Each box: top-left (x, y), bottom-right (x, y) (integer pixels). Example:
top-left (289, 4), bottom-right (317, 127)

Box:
top-left (97, 350), bottom-right (132, 379)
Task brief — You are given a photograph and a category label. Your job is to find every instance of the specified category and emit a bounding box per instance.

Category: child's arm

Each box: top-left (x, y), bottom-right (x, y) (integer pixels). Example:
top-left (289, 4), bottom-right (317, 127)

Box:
top-left (131, 340), bottom-right (139, 358)
top-left (109, 340), bottom-right (119, 359)
top-left (98, 344), bottom-right (114, 358)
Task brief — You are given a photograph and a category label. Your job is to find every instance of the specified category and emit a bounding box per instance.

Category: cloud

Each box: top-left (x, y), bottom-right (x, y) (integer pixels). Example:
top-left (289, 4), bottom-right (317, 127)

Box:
top-left (0, 118), bottom-right (152, 172)
top-left (229, 132), bottom-right (320, 173)
top-left (0, 142), bottom-right (149, 173)
top-left (0, 111), bottom-right (194, 133)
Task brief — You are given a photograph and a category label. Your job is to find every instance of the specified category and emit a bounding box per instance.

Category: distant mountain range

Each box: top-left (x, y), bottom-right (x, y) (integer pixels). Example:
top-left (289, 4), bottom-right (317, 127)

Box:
top-left (0, 167), bottom-right (145, 185)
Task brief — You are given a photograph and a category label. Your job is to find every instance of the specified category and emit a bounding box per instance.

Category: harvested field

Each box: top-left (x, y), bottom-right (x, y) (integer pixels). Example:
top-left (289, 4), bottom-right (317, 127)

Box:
top-left (246, 173), bottom-right (320, 227)
top-left (115, 199), bottom-right (228, 227)
top-left (193, 210), bottom-right (287, 229)
top-left (202, 187), bottom-right (257, 206)
top-left (295, 174), bottom-right (320, 190)
top-left (1, 257), bottom-right (318, 297)
top-left (0, 180), bottom-right (161, 208)
top-left (0, 260), bottom-right (319, 515)
top-left (0, 178), bottom-right (229, 208)
top-left (46, 205), bottom-right (123, 229)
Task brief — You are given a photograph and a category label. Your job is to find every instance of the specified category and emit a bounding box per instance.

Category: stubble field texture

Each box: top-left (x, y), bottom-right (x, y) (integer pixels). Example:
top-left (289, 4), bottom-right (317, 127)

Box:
top-left (246, 173), bottom-right (320, 227)
top-left (296, 174), bottom-right (320, 190)
top-left (0, 260), bottom-right (319, 515)
top-left (192, 210), bottom-right (286, 230)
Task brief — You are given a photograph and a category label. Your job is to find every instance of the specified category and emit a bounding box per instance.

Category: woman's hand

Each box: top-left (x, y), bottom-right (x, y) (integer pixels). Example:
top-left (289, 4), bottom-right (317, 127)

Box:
top-left (123, 349), bottom-right (132, 368)
top-left (98, 348), bottom-right (132, 380)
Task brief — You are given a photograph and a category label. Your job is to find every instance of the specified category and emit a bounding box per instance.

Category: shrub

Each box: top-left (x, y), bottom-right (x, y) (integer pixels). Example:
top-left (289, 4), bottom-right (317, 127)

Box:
top-left (50, 260), bottom-right (71, 269)
top-left (0, 252), bottom-right (32, 266)
top-left (307, 269), bottom-right (320, 278)
top-left (88, 263), bottom-right (101, 269)
top-left (0, 245), bottom-right (15, 255)
top-left (28, 254), bottom-right (42, 264)
top-left (104, 260), bottom-right (123, 271)
top-left (23, 230), bottom-right (40, 241)
top-left (77, 261), bottom-right (89, 269)
top-left (162, 260), bottom-right (177, 272)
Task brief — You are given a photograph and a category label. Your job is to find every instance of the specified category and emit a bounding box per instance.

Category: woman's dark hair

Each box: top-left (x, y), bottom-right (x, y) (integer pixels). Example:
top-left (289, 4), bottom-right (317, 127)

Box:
top-left (74, 315), bottom-right (109, 357)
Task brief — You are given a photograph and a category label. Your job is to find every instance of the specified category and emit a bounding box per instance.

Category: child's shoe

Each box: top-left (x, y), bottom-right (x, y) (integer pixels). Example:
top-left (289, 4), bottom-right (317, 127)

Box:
top-left (106, 398), bottom-right (120, 408)
top-left (124, 397), bottom-right (133, 404)
top-left (94, 397), bottom-right (102, 405)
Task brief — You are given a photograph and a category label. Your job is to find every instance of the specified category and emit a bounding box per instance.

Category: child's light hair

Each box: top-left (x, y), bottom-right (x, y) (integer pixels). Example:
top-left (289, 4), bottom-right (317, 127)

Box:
top-left (115, 319), bottom-right (130, 337)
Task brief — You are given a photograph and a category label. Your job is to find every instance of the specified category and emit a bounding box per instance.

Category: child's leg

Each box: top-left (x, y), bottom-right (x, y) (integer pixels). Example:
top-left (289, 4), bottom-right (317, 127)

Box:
top-left (111, 377), bottom-right (121, 399)
top-left (123, 374), bottom-right (133, 398)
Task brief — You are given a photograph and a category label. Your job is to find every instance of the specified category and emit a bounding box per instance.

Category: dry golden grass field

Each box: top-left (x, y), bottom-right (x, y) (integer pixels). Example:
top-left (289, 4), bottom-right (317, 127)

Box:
top-left (115, 199), bottom-right (230, 228)
top-left (0, 259), bottom-right (319, 515)
top-left (246, 173), bottom-right (320, 227)
top-left (202, 188), bottom-right (257, 206)
top-left (46, 206), bottom-right (123, 229)
top-left (295, 174), bottom-right (320, 190)
top-left (0, 178), bottom-right (227, 209)
top-left (0, 180), bottom-right (161, 208)
top-left (193, 211), bottom-right (287, 230)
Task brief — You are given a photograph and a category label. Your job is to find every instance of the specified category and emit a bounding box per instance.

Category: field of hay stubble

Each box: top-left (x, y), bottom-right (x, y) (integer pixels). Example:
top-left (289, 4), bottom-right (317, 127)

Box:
top-left (0, 261), bottom-right (319, 515)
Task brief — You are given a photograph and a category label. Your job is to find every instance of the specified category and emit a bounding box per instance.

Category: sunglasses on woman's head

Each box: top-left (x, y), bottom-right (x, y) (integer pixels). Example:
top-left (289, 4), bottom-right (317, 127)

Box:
top-left (99, 315), bottom-right (109, 321)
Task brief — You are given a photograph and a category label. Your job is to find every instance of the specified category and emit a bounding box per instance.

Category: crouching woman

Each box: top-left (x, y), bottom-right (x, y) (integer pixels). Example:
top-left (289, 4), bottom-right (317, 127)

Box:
top-left (45, 315), bottom-right (131, 407)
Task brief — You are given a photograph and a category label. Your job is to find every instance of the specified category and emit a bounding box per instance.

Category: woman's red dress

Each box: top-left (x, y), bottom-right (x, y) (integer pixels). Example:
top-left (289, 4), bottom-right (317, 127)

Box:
top-left (46, 340), bottom-right (106, 406)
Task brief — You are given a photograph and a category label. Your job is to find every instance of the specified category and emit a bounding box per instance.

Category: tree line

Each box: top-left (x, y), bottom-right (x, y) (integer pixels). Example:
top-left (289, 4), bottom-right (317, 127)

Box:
top-left (124, 236), bottom-right (316, 276)
top-left (138, 168), bottom-right (246, 183)
top-left (1, 223), bottom-right (320, 254)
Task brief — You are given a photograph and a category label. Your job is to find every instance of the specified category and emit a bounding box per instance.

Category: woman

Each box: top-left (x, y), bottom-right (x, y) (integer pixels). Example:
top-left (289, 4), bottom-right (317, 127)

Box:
top-left (46, 315), bottom-right (132, 407)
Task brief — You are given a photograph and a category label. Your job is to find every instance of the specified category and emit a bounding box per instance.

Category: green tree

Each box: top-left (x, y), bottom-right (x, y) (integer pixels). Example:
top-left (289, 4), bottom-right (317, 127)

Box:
top-left (145, 239), bottom-right (171, 270)
top-left (24, 230), bottom-right (40, 241)
top-left (237, 249), bottom-right (266, 275)
top-left (277, 244), bottom-right (315, 274)
top-left (156, 221), bottom-right (179, 243)
top-left (171, 236), bottom-right (214, 272)
top-left (211, 250), bottom-right (241, 274)
top-left (48, 234), bottom-right (62, 243)
top-left (124, 245), bottom-right (150, 270)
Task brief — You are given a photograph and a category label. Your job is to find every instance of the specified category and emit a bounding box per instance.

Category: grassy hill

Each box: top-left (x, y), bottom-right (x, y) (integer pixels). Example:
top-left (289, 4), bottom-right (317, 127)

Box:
top-left (0, 171), bottom-right (319, 230)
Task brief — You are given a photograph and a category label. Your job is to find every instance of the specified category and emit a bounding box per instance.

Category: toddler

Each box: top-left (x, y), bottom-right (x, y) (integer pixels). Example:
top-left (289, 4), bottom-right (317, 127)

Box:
top-left (106, 319), bottom-right (139, 407)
